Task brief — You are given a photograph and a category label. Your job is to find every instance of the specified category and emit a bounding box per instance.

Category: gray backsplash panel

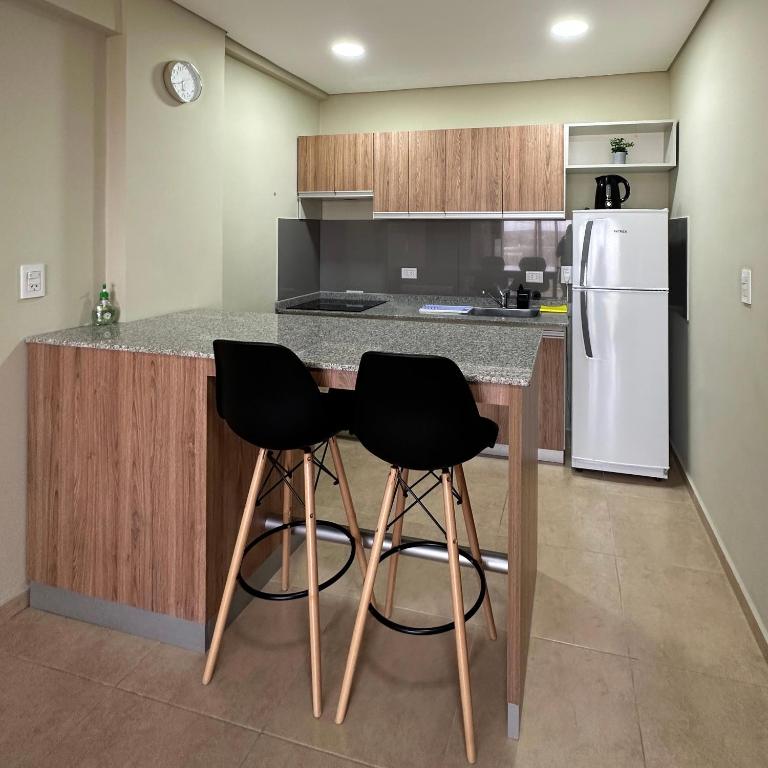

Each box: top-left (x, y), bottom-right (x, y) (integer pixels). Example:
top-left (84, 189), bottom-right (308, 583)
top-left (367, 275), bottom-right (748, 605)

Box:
top-left (278, 218), bottom-right (572, 300)
top-left (277, 218), bottom-right (320, 299)
top-left (320, 220), bottom-right (388, 292)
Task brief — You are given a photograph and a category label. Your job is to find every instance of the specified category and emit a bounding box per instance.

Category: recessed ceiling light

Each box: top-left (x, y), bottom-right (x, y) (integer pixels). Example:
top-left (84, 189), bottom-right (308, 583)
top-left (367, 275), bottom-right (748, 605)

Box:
top-left (550, 19), bottom-right (589, 40)
top-left (331, 40), bottom-right (365, 59)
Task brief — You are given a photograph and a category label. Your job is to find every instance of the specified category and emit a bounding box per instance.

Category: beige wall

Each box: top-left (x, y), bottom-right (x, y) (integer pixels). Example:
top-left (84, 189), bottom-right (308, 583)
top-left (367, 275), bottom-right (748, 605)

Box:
top-left (107, 0), bottom-right (225, 321)
top-left (0, 1), bottom-right (105, 604)
top-left (669, 0), bottom-right (768, 636)
top-left (223, 57), bottom-right (319, 311)
top-left (318, 72), bottom-right (672, 214)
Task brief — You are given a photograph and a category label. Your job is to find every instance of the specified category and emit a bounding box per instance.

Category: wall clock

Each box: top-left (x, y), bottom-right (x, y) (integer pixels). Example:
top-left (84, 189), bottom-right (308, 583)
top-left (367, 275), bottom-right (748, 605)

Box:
top-left (163, 60), bottom-right (202, 104)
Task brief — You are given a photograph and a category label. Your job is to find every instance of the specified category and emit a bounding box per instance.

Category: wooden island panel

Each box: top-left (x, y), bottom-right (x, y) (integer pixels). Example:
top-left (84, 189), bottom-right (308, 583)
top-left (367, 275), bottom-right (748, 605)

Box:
top-left (27, 345), bottom-right (284, 623)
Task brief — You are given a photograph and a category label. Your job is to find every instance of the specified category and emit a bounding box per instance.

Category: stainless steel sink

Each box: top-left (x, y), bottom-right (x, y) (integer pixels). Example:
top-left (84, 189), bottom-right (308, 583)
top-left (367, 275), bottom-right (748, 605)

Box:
top-left (469, 306), bottom-right (541, 318)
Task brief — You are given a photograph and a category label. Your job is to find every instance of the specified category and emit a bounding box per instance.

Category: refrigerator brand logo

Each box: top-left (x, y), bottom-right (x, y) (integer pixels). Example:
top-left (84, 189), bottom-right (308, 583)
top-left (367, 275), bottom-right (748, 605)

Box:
top-left (613, 229), bottom-right (628, 234)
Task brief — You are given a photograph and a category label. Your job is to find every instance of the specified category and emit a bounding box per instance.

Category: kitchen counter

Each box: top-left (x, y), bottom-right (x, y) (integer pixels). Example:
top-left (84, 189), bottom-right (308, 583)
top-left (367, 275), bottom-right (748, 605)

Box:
top-left (276, 291), bottom-right (569, 331)
top-left (28, 308), bottom-right (543, 387)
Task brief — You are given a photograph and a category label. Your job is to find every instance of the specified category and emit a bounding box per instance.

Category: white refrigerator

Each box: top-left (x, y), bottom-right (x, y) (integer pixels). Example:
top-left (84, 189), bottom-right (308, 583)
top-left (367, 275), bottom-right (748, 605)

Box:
top-left (571, 209), bottom-right (669, 479)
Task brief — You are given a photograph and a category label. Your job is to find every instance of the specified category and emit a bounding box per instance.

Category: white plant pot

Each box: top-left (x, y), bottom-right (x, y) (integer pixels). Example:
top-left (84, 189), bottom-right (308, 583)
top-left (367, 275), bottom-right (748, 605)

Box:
top-left (612, 151), bottom-right (627, 164)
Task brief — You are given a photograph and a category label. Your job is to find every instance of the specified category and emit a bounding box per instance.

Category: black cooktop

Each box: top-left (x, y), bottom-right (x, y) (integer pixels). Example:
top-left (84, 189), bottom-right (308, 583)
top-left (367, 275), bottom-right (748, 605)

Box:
top-left (291, 298), bottom-right (386, 313)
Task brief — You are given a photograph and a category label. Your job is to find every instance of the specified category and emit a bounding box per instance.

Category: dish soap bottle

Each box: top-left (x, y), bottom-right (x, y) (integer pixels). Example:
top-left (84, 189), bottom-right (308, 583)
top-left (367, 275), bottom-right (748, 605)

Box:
top-left (92, 283), bottom-right (116, 326)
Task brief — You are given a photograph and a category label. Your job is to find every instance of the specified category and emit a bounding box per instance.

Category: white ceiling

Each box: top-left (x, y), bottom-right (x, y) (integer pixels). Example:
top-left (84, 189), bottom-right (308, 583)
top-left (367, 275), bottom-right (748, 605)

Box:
top-left (175, 0), bottom-right (708, 94)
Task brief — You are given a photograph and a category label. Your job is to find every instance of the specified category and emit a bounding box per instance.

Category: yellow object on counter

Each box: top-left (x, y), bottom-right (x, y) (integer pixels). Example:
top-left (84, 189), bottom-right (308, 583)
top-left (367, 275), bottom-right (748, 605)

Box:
top-left (539, 304), bottom-right (568, 313)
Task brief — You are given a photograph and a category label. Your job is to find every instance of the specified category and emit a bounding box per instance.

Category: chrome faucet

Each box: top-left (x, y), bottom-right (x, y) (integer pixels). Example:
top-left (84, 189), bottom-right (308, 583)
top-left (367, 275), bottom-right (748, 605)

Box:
top-left (482, 288), bottom-right (512, 309)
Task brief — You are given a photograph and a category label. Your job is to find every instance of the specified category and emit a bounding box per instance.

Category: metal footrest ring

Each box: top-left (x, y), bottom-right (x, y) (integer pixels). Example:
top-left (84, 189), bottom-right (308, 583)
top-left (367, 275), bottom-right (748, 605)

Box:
top-left (367, 541), bottom-right (487, 636)
top-left (237, 519), bottom-right (355, 601)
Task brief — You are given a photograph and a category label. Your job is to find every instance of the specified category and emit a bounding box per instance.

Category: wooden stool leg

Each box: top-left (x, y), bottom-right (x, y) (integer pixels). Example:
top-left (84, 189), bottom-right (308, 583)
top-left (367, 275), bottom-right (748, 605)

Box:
top-left (303, 450), bottom-right (322, 718)
top-left (384, 468), bottom-right (409, 618)
top-left (455, 464), bottom-right (496, 641)
top-left (281, 450), bottom-right (293, 591)
top-left (442, 471), bottom-right (477, 764)
top-left (328, 437), bottom-right (369, 582)
top-left (335, 467), bottom-right (399, 725)
top-left (203, 448), bottom-right (268, 685)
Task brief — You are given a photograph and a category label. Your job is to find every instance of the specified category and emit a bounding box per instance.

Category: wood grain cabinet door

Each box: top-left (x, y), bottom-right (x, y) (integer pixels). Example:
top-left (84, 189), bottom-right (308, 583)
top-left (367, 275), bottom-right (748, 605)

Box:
top-left (445, 127), bottom-right (503, 214)
top-left (297, 134), bottom-right (336, 193)
top-left (334, 132), bottom-right (373, 192)
top-left (373, 131), bottom-right (409, 213)
top-left (502, 124), bottom-right (564, 213)
top-left (408, 129), bottom-right (446, 213)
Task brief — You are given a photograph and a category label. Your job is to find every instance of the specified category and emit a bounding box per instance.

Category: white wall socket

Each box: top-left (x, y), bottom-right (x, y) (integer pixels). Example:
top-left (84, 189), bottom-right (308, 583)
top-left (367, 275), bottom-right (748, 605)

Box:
top-left (526, 270), bottom-right (544, 284)
top-left (560, 266), bottom-right (572, 285)
top-left (741, 268), bottom-right (752, 305)
top-left (401, 267), bottom-right (418, 279)
top-left (20, 263), bottom-right (46, 299)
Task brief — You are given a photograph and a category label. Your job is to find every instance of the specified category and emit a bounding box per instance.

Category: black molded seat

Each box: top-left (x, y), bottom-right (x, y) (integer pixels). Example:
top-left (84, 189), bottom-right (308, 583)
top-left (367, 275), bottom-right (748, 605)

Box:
top-left (353, 351), bottom-right (499, 470)
top-left (213, 340), bottom-right (354, 449)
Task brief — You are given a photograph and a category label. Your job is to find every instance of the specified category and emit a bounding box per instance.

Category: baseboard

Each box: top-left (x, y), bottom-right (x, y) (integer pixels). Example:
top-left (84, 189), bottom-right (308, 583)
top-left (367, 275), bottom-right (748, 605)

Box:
top-left (0, 589), bottom-right (30, 623)
top-left (670, 444), bottom-right (768, 664)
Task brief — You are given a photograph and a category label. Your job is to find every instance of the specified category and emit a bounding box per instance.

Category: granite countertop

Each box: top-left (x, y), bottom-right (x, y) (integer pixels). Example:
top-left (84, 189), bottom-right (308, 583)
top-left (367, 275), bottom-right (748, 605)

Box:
top-left (275, 291), bottom-right (570, 331)
top-left (27, 309), bottom-right (543, 386)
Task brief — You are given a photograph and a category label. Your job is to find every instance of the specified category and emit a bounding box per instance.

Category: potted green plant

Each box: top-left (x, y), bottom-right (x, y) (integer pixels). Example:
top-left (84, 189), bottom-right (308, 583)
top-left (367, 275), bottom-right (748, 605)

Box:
top-left (610, 137), bottom-right (635, 164)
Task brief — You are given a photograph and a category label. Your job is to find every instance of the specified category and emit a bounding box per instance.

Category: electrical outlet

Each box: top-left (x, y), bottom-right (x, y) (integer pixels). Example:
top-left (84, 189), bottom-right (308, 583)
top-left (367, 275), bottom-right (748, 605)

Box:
top-left (741, 268), bottom-right (752, 305)
top-left (401, 267), bottom-right (418, 280)
top-left (561, 266), bottom-right (572, 284)
top-left (526, 270), bottom-right (544, 284)
top-left (20, 263), bottom-right (46, 299)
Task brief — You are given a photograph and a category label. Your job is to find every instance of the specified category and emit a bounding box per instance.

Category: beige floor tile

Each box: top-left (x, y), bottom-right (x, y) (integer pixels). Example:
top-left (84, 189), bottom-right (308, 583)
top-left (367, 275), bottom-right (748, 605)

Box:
top-left (0, 608), bottom-right (156, 685)
top-left (538, 484), bottom-right (615, 554)
top-left (119, 593), bottom-right (350, 730)
top-left (609, 496), bottom-right (720, 572)
top-left (53, 687), bottom-right (258, 768)
top-left (538, 462), bottom-right (606, 490)
top-left (442, 636), bottom-right (644, 768)
top-left (242, 734), bottom-right (368, 768)
top-left (531, 545), bottom-right (628, 656)
top-left (632, 660), bottom-right (768, 768)
top-left (0, 654), bottom-right (110, 767)
top-left (263, 594), bottom-right (463, 768)
top-left (601, 461), bottom-right (691, 503)
top-left (618, 559), bottom-right (768, 686)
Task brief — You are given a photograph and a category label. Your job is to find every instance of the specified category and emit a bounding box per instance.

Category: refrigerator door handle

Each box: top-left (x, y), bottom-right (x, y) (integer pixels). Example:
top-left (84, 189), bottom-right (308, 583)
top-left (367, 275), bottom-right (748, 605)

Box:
top-left (579, 220), bottom-right (594, 287)
top-left (580, 290), bottom-right (594, 359)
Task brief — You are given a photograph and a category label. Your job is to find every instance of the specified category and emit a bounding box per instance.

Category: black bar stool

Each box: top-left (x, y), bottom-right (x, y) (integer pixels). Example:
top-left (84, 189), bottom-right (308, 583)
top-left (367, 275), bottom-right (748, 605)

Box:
top-left (203, 340), bottom-right (369, 719)
top-left (334, 351), bottom-right (499, 764)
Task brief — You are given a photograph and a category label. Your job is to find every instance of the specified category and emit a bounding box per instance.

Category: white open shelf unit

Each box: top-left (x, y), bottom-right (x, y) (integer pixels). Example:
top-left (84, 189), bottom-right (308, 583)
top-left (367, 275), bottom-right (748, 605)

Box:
top-left (565, 120), bottom-right (677, 174)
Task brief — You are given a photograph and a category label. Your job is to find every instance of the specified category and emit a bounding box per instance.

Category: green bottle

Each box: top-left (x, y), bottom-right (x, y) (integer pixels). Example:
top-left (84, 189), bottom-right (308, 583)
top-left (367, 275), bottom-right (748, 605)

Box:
top-left (92, 283), bottom-right (116, 326)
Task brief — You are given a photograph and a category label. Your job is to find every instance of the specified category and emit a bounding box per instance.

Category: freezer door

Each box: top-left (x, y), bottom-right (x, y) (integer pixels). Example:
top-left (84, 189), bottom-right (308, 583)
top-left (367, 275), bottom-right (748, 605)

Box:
top-left (573, 210), bottom-right (669, 290)
top-left (572, 288), bottom-right (669, 475)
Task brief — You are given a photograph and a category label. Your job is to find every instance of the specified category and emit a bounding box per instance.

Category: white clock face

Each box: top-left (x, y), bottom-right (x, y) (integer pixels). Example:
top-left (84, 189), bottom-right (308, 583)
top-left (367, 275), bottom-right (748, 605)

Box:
top-left (164, 61), bottom-right (202, 104)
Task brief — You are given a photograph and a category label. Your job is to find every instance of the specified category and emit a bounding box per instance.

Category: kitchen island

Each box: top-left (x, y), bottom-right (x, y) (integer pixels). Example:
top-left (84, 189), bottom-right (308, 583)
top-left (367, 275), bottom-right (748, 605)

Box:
top-left (26, 309), bottom-right (540, 738)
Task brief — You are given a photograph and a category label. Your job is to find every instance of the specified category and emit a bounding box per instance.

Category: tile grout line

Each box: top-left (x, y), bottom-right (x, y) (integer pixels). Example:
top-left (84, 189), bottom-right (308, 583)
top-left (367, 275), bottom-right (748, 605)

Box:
top-left (253, 731), bottom-right (387, 768)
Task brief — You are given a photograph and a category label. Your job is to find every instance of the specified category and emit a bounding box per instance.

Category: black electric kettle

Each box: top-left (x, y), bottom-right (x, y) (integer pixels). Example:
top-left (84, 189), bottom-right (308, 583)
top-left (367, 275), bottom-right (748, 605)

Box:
top-left (594, 175), bottom-right (630, 209)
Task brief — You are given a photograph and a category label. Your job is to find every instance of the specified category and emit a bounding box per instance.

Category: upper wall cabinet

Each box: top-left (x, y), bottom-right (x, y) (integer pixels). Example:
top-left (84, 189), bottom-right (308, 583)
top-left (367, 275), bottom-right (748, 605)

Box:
top-left (502, 124), bottom-right (564, 216)
top-left (408, 130), bottom-right (446, 215)
top-left (334, 133), bottom-right (374, 194)
top-left (445, 127), bottom-right (503, 216)
top-left (373, 131), bottom-right (409, 214)
top-left (298, 133), bottom-right (373, 197)
top-left (298, 135), bottom-right (335, 194)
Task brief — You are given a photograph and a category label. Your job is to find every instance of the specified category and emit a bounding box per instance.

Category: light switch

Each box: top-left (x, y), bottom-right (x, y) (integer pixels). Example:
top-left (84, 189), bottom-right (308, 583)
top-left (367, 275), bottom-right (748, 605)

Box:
top-left (20, 263), bottom-right (46, 299)
top-left (561, 266), bottom-right (572, 285)
top-left (401, 267), bottom-right (417, 279)
top-left (741, 268), bottom-right (752, 305)
top-left (526, 270), bottom-right (544, 284)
